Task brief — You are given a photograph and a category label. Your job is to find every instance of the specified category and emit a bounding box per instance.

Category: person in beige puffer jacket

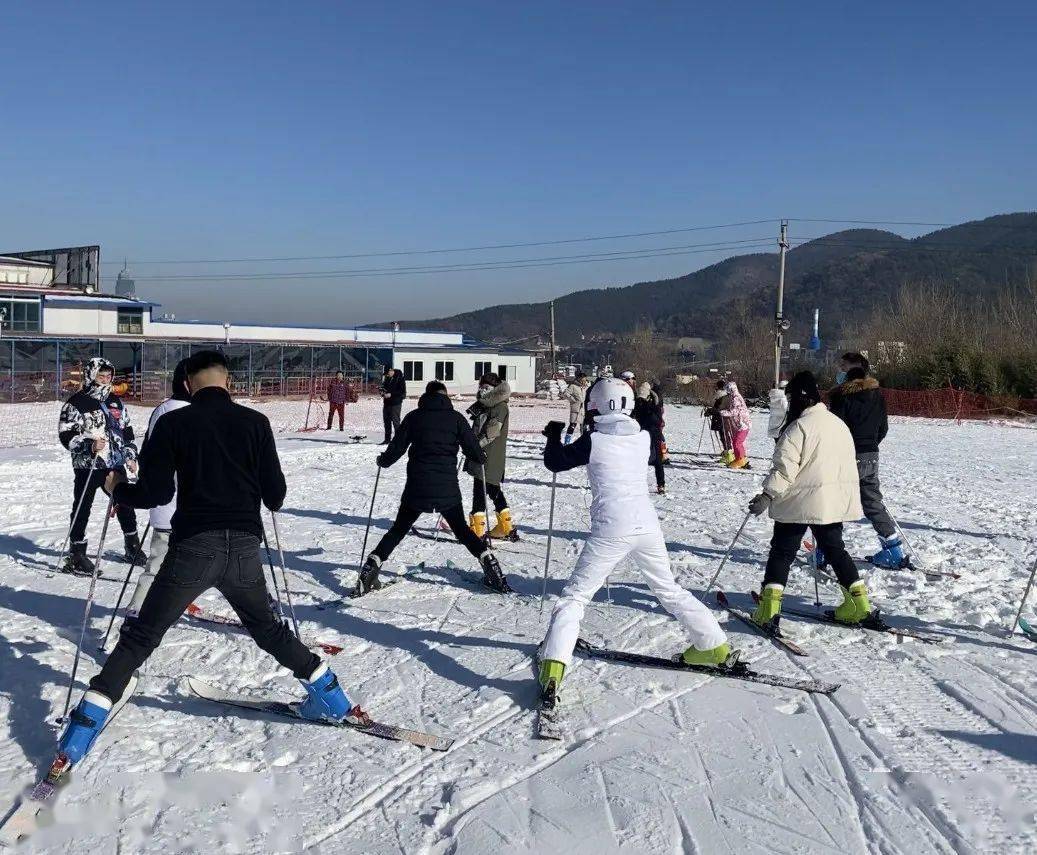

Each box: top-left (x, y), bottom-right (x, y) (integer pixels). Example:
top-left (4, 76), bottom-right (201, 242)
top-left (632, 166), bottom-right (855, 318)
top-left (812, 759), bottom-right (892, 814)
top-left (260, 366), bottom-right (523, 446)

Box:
top-left (747, 371), bottom-right (872, 627)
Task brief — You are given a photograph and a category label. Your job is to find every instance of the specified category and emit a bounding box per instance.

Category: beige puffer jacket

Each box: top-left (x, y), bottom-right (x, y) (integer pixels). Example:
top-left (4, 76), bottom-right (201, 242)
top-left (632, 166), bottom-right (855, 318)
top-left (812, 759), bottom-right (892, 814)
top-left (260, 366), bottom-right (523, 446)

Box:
top-left (763, 403), bottom-right (863, 524)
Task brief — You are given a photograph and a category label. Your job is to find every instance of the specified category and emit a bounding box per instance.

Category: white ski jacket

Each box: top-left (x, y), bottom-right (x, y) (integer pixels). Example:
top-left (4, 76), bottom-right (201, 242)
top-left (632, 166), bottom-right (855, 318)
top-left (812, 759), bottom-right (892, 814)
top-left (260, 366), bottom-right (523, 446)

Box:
top-left (545, 413), bottom-right (660, 537)
top-left (145, 397), bottom-right (190, 530)
top-left (763, 403), bottom-right (863, 525)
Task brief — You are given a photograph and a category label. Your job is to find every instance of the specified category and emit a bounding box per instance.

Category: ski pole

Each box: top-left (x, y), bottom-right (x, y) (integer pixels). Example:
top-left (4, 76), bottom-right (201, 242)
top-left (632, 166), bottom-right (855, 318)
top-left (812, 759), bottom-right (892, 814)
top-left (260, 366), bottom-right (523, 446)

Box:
top-left (357, 465), bottom-right (381, 569)
top-left (812, 539), bottom-right (822, 608)
top-left (269, 512), bottom-right (300, 639)
top-left (434, 458), bottom-right (465, 543)
top-left (57, 454), bottom-right (104, 575)
top-left (480, 464), bottom-right (492, 547)
top-left (98, 522), bottom-right (151, 651)
top-left (539, 472), bottom-right (558, 616)
top-left (1010, 552), bottom-right (1037, 635)
top-left (262, 525), bottom-right (284, 616)
top-left (705, 512), bottom-right (752, 594)
top-left (60, 497), bottom-right (115, 722)
top-left (696, 415), bottom-right (707, 453)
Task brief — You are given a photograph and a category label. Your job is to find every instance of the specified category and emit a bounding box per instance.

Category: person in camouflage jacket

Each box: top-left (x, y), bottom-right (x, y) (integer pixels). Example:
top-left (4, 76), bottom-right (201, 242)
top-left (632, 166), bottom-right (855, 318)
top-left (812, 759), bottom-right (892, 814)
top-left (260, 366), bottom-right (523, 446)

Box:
top-left (58, 357), bottom-right (144, 574)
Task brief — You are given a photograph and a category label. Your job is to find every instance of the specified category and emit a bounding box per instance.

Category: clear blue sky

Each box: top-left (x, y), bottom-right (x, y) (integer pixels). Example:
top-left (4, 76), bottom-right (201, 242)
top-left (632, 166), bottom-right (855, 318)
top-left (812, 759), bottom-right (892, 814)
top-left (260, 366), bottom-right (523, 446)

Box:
top-left (3, 1), bottom-right (1034, 327)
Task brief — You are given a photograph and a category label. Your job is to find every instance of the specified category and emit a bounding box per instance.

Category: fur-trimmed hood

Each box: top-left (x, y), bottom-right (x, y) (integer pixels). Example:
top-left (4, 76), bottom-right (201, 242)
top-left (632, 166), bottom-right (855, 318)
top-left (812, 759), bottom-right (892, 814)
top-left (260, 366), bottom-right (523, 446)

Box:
top-left (834, 376), bottom-right (880, 396)
top-left (478, 380), bottom-right (511, 407)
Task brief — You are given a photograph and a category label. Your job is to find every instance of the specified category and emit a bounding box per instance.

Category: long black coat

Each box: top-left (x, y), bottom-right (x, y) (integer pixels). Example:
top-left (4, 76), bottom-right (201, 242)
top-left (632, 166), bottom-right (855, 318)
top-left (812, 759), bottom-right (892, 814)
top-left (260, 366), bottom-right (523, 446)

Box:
top-left (378, 391), bottom-right (485, 512)
top-left (381, 371), bottom-right (407, 407)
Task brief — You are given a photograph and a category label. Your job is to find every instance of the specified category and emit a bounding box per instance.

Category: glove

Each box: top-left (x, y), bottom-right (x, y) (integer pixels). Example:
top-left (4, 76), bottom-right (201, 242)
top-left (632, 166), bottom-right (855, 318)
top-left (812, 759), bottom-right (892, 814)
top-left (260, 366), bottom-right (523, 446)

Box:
top-left (748, 493), bottom-right (772, 517)
top-left (542, 420), bottom-right (565, 441)
top-left (466, 402), bottom-right (485, 417)
top-left (376, 453), bottom-right (387, 468)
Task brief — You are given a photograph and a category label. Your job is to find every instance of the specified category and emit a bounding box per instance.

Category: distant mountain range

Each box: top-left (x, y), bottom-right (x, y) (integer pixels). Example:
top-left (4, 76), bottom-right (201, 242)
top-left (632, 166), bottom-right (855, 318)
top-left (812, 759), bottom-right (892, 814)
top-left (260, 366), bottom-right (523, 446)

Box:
top-left (386, 213), bottom-right (1037, 346)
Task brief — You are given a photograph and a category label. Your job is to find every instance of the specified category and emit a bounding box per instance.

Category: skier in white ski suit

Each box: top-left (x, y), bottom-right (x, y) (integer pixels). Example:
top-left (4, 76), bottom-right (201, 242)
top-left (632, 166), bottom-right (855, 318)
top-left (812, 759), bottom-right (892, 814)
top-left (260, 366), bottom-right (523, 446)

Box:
top-left (538, 377), bottom-right (729, 692)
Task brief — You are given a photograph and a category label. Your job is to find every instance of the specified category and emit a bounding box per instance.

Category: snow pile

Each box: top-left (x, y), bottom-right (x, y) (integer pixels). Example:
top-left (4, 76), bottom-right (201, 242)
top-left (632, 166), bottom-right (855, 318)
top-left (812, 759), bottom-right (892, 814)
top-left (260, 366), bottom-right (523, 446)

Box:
top-left (0, 404), bottom-right (1035, 852)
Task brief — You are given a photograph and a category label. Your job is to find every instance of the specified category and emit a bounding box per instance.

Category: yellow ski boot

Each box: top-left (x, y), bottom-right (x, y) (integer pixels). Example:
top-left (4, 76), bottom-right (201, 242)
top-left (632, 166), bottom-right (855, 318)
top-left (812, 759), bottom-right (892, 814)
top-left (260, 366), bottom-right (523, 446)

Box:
top-left (833, 581), bottom-right (872, 624)
top-left (469, 512), bottom-right (487, 538)
top-left (488, 508), bottom-right (513, 539)
top-left (681, 642), bottom-right (733, 667)
top-left (751, 583), bottom-right (784, 626)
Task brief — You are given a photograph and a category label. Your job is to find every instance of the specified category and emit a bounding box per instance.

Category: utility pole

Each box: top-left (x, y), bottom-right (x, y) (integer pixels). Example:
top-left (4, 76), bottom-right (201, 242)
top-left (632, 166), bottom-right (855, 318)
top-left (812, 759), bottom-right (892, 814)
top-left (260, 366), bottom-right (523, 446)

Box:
top-left (773, 220), bottom-right (790, 388)
top-left (549, 300), bottom-right (557, 376)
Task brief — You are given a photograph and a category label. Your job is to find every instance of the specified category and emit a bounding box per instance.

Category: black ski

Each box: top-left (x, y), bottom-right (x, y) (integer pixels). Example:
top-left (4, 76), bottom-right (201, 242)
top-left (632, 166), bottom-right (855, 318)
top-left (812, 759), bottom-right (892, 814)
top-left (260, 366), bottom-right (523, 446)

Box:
top-left (861, 555), bottom-right (961, 580)
top-left (716, 591), bottom-right (809, 656)
top-left (186, 678), bottom-right (453, 751)
top-left (573, 638), bottom-right (839, 695)
top-left (314, 564), bottom-right (422, 610)
top-left (536, 686), bottom-right (564, 740)
top-left (774, 602), bottom-right (945, 644)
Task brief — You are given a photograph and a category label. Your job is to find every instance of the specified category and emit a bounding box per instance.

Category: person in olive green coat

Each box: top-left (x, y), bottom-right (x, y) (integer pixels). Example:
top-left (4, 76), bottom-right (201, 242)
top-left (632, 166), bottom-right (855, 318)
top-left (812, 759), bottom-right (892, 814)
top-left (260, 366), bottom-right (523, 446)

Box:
top-left (465, 373), bottom-right (513, 539)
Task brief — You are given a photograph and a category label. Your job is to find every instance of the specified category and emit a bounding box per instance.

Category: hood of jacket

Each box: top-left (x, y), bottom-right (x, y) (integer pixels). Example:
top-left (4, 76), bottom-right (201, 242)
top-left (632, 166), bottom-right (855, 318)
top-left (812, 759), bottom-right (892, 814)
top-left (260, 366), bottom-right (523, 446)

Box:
top-left (478, 380), bottom-right (511, 407)
top-left (834, 376), bottom-right (880, 396)
top-left (418, 391), bottom-right (453, 411)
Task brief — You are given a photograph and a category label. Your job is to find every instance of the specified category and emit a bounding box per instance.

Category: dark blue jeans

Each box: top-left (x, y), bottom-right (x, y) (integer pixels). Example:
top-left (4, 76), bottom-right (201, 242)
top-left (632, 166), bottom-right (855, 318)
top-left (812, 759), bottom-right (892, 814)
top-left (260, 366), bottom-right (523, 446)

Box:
top-left (91, 529), bottom-right (319, 701)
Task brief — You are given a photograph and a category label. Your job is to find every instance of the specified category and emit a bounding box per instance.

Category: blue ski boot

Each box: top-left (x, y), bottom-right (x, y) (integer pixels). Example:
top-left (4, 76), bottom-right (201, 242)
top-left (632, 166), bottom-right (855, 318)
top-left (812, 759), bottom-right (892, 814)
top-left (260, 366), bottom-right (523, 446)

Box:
top-left (869, 535), bottom-right (907, 569)
top-left (299, 663), bottom-right (353, 723)
top-left (58, 690), bottom-right (113, 764)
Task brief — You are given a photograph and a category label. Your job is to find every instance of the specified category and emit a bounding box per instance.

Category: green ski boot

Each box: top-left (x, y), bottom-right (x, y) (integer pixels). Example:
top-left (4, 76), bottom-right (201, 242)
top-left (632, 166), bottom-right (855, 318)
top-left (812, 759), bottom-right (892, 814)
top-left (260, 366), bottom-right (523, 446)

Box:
top-left (833, 580), bottom-right (871, 624)
top-left (681, 642), bottom-right (733, 667)
top-left (751, 583), bottom-right (784, 627)
top-left (539, 659), bottom-right (565, 695)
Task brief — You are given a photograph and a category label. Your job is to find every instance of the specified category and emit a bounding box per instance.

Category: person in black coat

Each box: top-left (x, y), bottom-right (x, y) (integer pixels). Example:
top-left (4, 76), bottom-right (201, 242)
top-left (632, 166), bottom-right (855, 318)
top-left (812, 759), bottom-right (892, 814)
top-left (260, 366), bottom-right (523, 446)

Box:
top-left (379, 367), bottom-right (407, 444)
top-left (356, 381), bottom-right (511, 595)
top-left (633, 381), bottom-right (667, 494)
top-left (828, 352), bottom-right (904, 568)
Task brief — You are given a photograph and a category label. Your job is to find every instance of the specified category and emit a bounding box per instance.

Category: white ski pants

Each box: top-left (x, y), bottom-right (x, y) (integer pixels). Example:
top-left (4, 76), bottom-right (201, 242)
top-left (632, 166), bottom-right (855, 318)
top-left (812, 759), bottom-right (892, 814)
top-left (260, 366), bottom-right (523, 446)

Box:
top-left (541, 531), bottom-right (726, 666)
top-left (128, 529), bottom-right (170, 614)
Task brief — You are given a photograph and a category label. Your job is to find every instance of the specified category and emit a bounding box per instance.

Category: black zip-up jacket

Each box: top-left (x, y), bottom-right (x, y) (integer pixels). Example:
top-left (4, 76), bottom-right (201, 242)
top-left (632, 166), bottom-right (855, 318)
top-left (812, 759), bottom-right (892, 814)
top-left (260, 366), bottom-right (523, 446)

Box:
top-left (828, 376), bottom-right (888, 454)
top-left (111, 386), bottom-right (286, 542)
top-left (381, 371), bottom-right (407, 407)
top-left (378, 391), bottom-right (484, 512)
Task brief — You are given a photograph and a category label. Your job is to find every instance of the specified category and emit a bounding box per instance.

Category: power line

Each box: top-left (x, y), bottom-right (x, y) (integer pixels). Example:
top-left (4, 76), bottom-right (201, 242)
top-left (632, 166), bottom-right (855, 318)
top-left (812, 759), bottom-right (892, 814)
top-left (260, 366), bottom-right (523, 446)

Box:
top-left (130, 237), bottom-right (778, 282)
top-left (101, 218), bottom-right (778, 265)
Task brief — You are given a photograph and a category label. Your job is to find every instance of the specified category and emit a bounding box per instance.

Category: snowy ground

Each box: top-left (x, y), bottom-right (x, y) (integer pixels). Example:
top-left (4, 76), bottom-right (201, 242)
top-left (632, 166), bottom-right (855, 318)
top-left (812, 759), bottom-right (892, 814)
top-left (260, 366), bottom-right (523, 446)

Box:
top-left (1, 402), bottom-right (1035, 854)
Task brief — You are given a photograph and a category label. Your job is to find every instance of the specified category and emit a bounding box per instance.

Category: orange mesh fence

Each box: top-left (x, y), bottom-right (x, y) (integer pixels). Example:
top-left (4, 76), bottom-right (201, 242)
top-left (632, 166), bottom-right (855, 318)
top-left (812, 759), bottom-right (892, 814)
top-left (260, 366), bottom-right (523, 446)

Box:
top-left (880, 387), bottom-right (1037, 421)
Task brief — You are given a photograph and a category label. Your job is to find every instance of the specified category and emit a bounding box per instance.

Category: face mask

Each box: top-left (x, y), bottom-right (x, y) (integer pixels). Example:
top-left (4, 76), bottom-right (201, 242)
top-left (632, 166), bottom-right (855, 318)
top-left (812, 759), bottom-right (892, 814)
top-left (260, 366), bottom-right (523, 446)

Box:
top-left (478, 384), bottom-right (493, 396)
top-left (835, 371), bottom-right (848, 384)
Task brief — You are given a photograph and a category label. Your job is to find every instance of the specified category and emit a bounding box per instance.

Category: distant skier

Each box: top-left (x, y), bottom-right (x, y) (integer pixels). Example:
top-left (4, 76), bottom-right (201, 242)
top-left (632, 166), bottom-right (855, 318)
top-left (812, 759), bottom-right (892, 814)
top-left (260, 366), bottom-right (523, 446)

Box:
top-left (828, 352), bottom-right (904, 568)
top-left (561, 372), bottom-right (589, 443)
top-left (767, 380), bottom-right (789, 442)
top-left (719, 380), bottom-right (752, 469)
top-left (125, 357), bottom-right (192, 617)
top-left (326, 370), bottom-right (349, 431)
top-left (634, 380), bottom-right (667, 494)
top-left (703, 380), bottom-right (732, 460)
top-left (57, 351), bottom-right (362, 767)
top-left (746, 371), bottom-right (872, 627)
top-left (356, 380), bottom-right (511, 595)
top-left (537, 377), bottom-right (731, 706)
top-left (58, 357), bottom-right (145, 575)
top-left (465, 372), bottom-right (515, 540)
top-left (380, 366), bottom-right (406, 445)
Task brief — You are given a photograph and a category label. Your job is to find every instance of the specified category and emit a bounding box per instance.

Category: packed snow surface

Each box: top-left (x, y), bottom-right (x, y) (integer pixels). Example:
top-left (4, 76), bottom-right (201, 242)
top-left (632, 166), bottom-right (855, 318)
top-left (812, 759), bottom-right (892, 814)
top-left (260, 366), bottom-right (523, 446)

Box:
top-left (1, 401), bottom-right (1035, 853)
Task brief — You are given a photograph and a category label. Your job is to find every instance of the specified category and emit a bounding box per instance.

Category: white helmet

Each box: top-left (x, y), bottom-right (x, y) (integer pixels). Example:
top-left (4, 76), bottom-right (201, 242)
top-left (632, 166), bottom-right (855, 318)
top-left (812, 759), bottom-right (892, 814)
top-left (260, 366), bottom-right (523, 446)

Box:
top-left (586, 377), bottom-right (635, 417)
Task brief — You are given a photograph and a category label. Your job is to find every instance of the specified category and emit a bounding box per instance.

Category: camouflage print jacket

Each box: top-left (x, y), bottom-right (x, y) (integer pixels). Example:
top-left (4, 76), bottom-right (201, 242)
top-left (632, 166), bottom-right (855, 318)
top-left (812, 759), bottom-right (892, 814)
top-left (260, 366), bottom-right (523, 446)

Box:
top-left (58, 388), bottom-right (139, 470)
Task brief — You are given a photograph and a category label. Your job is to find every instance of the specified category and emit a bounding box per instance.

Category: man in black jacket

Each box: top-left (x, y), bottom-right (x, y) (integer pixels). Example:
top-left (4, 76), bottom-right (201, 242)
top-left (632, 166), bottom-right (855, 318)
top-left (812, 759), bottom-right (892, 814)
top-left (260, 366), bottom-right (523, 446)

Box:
top-left (56, 351), bottom-right (362, 768)
top-left (380, 367), bottom-right (407, 444)
top-left (829, 352), bottom-right (905, 568)
top-left (356, 380), bottom-right (511, 595)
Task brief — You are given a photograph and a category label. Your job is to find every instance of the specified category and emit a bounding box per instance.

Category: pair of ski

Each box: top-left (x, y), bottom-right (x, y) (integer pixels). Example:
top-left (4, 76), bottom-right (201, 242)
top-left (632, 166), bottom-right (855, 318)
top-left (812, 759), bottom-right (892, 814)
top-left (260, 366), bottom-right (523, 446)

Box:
top-left (315, 563), bottom-right (424, 609)
top-left (183, 603), bottom-right (346, 656)
top-left (535, 639), bottom-right (841, 740)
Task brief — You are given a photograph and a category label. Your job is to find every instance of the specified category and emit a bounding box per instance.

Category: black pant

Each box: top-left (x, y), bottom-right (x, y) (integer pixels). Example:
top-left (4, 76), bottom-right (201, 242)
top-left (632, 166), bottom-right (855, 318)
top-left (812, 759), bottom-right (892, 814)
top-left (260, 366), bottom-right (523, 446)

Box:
top-left (649, 436), bottom-right (665, 488)
top-left (382, 404), bottom-right (402, 442)
top-left (70, 466), bottom-right (137, 544)
top-left (91, 529), bottom-right (319, 702)
top-left (471, 479), bottom-right (507, 514)
top-left (763, 522), bottom-right (860, 589)
top-left (327, 402), bottom-right (345, 430)
top-left (373, 503), bottom-right (487, 563)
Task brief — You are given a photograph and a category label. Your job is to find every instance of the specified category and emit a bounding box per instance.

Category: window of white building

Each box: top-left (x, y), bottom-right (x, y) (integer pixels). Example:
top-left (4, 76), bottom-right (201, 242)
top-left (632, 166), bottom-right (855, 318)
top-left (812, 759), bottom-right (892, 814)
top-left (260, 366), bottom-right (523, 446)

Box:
top-left (435, 361), bottom-right (454, 381)
top-left (0, 295), bottom-right (41, 332)
top-left (117, 307), bottom-right (144, 335)
top-left (403, 360), bottom-right (423, 382)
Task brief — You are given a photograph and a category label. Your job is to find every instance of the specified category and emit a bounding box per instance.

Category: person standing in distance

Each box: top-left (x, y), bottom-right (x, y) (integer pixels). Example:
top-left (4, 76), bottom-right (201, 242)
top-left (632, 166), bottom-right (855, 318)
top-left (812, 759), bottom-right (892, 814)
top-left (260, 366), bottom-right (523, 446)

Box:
top-left (58, 356), bottom-right (145, 574)
top-left (380, 366), bottom-right (406, 445)
top-left (327, 370), bottom-right (349, 431)
top-left (56, 351), bottom-right (364, 767)
top-left (125, 357), bottom-right (192, 616)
